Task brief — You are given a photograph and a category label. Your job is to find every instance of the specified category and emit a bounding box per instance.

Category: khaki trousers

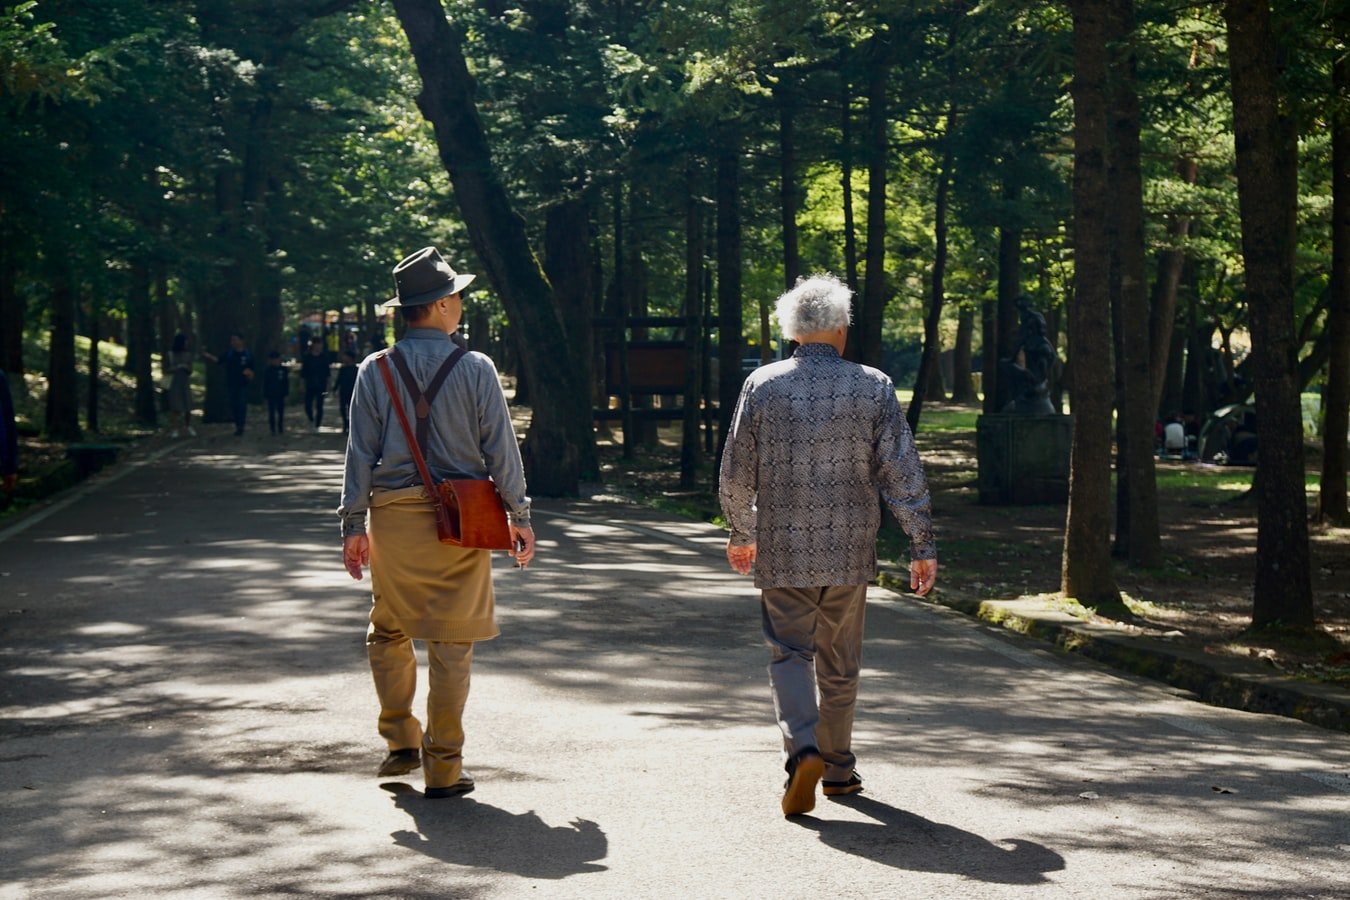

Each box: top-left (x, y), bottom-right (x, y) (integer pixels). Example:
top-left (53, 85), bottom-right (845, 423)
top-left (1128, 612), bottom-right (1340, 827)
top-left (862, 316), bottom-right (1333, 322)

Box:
top-left (761, 584), bottom-right (868, 782)
top-left (367, 610), bottom-right (473, 790)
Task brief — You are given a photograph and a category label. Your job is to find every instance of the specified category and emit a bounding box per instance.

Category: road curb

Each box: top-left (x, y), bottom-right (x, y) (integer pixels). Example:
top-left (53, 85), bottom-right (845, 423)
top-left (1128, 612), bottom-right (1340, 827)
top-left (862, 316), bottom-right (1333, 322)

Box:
top-left (909, 585), bottom-right (1350, 735)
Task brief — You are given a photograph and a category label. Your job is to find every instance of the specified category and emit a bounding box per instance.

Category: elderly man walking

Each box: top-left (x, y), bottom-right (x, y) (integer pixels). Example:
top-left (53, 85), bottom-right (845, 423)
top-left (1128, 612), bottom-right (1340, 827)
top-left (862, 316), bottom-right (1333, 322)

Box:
top-left (719, 273), bottom-right (937, 817)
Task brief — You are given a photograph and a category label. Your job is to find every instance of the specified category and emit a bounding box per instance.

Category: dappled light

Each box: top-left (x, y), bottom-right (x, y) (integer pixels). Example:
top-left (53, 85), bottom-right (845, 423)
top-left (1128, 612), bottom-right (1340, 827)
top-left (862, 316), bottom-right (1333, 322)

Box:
top-left (2, 437), bottom-right (1347, 896)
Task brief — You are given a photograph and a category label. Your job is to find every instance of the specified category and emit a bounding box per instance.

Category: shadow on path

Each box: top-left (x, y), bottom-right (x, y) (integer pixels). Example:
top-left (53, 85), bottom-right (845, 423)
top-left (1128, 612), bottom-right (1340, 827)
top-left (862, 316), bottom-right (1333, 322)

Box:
top-left (797, 794), bottom-right (1065, 885)
top-left (382, 782), bottom-right (608, 879)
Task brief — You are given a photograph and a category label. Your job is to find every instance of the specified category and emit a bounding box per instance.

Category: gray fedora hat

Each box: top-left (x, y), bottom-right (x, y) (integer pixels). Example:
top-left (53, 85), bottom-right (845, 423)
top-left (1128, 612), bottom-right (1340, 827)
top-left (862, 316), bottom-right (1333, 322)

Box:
top-left (386, 246), bottom-right (476, 307)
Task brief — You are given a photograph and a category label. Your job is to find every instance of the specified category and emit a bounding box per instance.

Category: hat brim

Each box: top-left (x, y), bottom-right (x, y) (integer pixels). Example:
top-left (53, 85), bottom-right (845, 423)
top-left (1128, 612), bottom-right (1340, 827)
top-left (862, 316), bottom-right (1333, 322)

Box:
top-left (384, 272), bottom-right (476, 308)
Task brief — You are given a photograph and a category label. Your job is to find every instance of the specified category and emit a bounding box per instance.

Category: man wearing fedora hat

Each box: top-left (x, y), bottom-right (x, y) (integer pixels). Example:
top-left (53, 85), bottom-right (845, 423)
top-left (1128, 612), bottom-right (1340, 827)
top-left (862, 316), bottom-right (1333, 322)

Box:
top-left (339, 245), bottom-right (535, 799)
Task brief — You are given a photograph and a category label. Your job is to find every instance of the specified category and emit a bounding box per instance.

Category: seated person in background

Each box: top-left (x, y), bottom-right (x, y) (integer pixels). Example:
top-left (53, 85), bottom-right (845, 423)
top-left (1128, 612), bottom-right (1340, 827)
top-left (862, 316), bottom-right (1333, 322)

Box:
top-left (1162, 413), bottom-right (1186, 458)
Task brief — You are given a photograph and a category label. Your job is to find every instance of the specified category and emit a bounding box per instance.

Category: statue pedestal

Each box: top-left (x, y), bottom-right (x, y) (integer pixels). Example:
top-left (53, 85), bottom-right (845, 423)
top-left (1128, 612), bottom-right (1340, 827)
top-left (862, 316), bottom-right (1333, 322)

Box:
top-left (976, 413), bottom-right (1072, 505)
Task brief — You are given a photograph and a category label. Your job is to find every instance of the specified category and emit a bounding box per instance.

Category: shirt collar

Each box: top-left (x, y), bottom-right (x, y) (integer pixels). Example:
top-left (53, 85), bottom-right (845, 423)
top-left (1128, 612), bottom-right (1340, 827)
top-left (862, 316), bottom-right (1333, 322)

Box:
top-left (794, 343), bottom-right (841, 359)
top-left (403, 327), bottom-right (452, 342)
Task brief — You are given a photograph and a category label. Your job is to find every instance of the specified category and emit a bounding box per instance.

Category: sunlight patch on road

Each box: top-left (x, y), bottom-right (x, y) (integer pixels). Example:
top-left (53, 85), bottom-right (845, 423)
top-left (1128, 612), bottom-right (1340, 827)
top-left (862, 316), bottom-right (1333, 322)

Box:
top-left (73, 622), bottom-right (146, 637)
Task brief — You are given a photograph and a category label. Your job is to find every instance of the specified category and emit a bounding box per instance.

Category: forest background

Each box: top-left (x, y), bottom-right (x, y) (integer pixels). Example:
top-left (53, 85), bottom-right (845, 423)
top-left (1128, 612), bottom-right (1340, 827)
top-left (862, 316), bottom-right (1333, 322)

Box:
top-left (1, 0), bottom-right (1348, 668)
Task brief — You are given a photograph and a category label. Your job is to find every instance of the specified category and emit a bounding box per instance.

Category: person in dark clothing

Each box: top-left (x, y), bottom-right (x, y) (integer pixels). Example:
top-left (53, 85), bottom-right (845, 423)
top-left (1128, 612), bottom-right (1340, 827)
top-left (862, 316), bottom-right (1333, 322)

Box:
top-left (0, 370), bottom-right (18, 498)
top-left (202, 333), bottom-right (255, 436)
top-left (333, 350), bottom-right (358, 434)
top-left (300, 339), bottom-right (333, 432)
top-left (262, 351), bottom-right (290, 434)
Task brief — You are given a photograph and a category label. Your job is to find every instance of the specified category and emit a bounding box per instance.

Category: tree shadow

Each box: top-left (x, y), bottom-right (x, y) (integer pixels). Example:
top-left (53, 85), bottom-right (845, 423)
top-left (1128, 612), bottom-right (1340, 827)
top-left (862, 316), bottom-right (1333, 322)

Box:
top-left (796, 794), bottom-right (1065, 885)
top-left (380, 782), bottom-right (608, 879)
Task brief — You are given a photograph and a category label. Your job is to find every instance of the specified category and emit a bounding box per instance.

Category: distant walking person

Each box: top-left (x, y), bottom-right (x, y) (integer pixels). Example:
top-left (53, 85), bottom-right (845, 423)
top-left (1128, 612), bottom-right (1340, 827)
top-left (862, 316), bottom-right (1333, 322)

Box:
top-left (166, 333), bottom-right (196, 438)
top-left (202, 333), bottom-right (255, 436)
top-left (339, 245), bottom-right (535, 799)
top-left (333, 351), bottom-right (358, 434)
top-left (300, 338), bottom-right (333, 432)
top-left (262, 351), bottom-right (290, 434)
top-left (719, 274), bottom-right (938, 817)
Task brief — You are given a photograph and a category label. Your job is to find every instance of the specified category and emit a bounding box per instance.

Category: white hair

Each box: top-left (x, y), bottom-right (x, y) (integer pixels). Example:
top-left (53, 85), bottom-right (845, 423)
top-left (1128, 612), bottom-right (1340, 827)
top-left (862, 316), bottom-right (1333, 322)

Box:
top-left (774, 274), bottom-right (853, 341)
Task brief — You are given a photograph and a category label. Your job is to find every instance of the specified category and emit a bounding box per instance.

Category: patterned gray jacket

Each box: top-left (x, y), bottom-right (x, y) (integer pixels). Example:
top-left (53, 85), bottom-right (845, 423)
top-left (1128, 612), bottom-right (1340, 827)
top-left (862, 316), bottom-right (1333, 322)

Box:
top-left (718, 343), bottom-right (936, 589)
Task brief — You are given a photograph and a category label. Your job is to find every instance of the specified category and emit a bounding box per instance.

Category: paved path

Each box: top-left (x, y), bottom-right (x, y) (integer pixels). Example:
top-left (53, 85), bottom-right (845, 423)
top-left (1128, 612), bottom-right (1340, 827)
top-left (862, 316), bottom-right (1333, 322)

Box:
top-left (1, 428), bottom-right (1348, 899)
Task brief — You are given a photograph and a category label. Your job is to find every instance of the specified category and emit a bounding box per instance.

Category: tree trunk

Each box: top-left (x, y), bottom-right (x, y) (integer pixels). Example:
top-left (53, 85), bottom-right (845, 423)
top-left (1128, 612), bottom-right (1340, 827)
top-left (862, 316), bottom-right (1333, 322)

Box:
top-left (1107, 0), bottom-right (1161, 568)
top-left (1223, 0), bottom-right (1313, 628)
top-left (129, 262), bottom-right (157, 425)
top-left (980, 298), bottom-right (997, 411)
top-left (0, 226), bottom-right (23, 377)
top-left (543, 194), bottom-right (595, 422)
top-left (392, 0), bottom-right (596, 494)
top-left (681, 159), bottom-right (704, 488)
top-left (993, 185), bottom-right (1022, 412)
top-left (951, 306), bottom-right (977, 402)
top-left (1148, 157), bottom-right (1198, 417)
top-left (624, 183), bottom-right (659, 446)
top-left (86, 302), bottom-right (100, 434)
top-left (840, 73), bottom-right (860, 297)
top-left (777, 81), bottom-right (800, 291)
top-left (1319, 43), bottom-right (1350, 524)
top-left (716, 131), bottom-right (744, 457)
top-left (609, 183), bottom-right (635, 459)
top-left (1064, 0), bottom-right (1122, 609)
top-left (908, 105), bottom-right (955, 432)
top-left (46, 273), bottom-right (81, 441)
top-left (858, 45), bottom-right (890, 368)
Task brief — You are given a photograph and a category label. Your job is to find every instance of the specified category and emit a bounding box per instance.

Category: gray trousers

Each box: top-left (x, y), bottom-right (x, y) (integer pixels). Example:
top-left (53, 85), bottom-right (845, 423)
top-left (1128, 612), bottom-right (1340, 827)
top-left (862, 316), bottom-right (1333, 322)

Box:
top-left (760, 584), bottom-right (868, 782)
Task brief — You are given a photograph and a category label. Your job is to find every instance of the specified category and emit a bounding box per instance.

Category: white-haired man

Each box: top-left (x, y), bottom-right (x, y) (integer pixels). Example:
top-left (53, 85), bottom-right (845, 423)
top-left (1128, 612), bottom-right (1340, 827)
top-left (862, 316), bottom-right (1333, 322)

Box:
top-left (719, 273), bottom-right (937, 817)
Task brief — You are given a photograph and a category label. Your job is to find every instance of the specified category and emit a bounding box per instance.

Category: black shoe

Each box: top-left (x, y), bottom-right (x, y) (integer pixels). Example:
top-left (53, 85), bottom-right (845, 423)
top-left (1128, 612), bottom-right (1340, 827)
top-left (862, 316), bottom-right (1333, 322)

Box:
top-left (377, 747), bottom-right (421, 777)
top-left (781, 749), bottom-right (824, 817)
top-left (823, 772), bottom-right (863, 797)
top-left (425, 773), bottom-right (475, 799)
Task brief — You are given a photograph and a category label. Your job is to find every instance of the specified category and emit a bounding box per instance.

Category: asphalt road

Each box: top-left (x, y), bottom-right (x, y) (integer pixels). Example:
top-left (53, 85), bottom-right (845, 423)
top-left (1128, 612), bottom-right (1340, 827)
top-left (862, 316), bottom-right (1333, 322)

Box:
top-left (1, 426), bottom-right (1348, 899)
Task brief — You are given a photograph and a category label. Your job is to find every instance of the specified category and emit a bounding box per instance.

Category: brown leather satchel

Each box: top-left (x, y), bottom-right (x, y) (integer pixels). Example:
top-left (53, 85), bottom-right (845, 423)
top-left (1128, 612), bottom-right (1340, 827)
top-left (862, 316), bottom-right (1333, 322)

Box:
top-left (376, 348), bottom-right (513, 550)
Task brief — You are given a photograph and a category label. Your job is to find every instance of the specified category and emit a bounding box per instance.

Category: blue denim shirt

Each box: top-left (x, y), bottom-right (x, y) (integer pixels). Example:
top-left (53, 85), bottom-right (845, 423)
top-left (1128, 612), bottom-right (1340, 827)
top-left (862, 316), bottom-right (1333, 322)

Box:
top-left (338, 328), bottom-right (530, 537)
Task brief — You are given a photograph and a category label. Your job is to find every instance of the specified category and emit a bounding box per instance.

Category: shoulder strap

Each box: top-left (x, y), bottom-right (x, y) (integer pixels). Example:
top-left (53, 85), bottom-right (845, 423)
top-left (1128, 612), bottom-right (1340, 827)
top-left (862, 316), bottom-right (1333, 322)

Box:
top-left (376, 352), bottom-right (438, 492)
top-left (380, 345), bottom-right (469, 475)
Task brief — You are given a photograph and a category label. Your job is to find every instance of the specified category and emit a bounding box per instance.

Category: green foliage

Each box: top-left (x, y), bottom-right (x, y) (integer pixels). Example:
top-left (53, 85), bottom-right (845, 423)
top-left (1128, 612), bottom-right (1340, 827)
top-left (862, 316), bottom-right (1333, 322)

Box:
top-left (1, 0), bottom-right (1346, 443)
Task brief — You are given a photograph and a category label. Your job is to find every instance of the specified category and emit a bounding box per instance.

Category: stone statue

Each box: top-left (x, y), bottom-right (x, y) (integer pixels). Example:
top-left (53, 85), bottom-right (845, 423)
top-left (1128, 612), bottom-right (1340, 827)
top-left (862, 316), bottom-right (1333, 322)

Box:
top-left (1000, 297), bottom-right (1058, 416)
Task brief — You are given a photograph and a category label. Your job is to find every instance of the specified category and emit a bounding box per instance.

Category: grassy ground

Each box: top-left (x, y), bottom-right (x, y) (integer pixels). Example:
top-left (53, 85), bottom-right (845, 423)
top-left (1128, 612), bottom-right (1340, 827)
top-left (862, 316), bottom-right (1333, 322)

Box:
top-left (2, 336), bottom-right (172, 522)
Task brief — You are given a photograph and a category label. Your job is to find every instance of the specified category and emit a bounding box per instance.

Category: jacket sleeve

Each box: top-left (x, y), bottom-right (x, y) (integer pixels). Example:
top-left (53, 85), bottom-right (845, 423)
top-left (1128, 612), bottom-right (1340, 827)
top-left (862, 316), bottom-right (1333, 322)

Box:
top-left (874, 385), bottom-right (936, 560)
top-left (717, 380), bottom-right (758, 546)
top-left (337, 361), bottom-right (383, 536)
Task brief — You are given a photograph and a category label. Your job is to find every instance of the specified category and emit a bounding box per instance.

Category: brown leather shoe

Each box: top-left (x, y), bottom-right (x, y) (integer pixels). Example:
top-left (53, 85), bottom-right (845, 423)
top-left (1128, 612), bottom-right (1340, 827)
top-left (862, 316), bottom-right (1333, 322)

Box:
top-left (781, 751), bottom-right (824, 816)
top-left (377, 748), bottom-right (421, 777)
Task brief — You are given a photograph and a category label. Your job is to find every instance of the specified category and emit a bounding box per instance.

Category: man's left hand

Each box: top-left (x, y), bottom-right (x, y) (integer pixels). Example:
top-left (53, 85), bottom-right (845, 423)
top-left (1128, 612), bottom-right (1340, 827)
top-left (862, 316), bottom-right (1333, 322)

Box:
top-left (726, 541), bottom-right (756, 575)
top-left (910, 557), bottom-right (938, 597)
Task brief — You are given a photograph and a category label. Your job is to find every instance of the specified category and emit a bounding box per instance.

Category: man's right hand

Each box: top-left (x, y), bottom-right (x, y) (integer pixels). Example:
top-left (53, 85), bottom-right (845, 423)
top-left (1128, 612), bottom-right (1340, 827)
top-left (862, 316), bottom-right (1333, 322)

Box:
top-left (911, 557), bottom-right (938, 597)
top-left (343, 534), bottom-right (369, 580)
